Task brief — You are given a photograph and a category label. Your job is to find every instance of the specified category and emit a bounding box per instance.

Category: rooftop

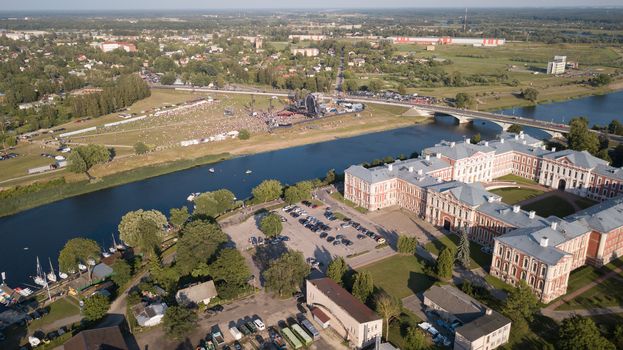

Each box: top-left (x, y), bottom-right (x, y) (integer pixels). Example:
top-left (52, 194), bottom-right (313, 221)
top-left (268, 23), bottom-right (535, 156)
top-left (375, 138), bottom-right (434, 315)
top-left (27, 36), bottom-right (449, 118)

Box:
top-left (63, 326), bottom-right (128, 350)
top-left (543, 149), bottom-right (608, 169)
top-left (175, 280), bottom-right (218, 305)
top-left (307, 277), bottom-right (380, 324)
top-left (428, 181), bottom-right (498, 207)
top-left (567, 196), bottom-right (623, 233)
top-left (344, 156), bottom-right (450, 185)
top-left (423, 140), bottom-right (495, 161)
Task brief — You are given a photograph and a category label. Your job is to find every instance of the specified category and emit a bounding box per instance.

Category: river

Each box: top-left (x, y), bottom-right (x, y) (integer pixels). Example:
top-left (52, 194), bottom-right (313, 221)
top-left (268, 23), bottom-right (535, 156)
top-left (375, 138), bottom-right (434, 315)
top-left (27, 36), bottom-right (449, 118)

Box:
top-left (1, 91), bottom-right (622, 287)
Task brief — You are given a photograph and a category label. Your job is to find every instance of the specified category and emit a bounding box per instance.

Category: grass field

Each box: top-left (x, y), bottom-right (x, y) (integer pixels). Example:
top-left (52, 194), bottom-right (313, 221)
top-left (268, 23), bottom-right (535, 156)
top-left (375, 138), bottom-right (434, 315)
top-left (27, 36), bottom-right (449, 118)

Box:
top-left (28, 297), bottom-right (81, 331)
top-left (490, 187), bottom-right (545, 205)
top-left (495, 174), bottom-right (539, 185)
top-left (522, 194), bottom-right (577, 218)
top-left (359, 254), bottom-right (435, 299)
top-left (424, 233), bottom-right (491, 270)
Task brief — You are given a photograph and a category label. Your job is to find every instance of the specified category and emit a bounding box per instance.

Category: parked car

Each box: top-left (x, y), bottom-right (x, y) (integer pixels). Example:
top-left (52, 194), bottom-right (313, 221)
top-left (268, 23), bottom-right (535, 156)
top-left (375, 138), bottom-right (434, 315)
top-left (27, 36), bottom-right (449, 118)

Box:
top-left (319, 232), bottom-right (328, 239)
top-left (254, 318), bottom-right (266, 331)
top-left (326, 236), bottom-right (335, 242)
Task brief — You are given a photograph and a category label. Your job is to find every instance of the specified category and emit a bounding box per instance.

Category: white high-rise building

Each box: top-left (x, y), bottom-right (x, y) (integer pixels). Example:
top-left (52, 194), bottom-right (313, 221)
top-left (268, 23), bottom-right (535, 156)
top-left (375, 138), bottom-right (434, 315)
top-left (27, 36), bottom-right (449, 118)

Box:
top-left (547, 55), bottom-right (567, 75)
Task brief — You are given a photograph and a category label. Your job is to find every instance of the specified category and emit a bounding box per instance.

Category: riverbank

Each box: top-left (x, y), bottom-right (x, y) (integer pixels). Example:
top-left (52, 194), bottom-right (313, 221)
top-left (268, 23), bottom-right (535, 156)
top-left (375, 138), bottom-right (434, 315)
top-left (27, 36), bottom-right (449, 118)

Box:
top-left (0, 103), bottom-right (424, 217)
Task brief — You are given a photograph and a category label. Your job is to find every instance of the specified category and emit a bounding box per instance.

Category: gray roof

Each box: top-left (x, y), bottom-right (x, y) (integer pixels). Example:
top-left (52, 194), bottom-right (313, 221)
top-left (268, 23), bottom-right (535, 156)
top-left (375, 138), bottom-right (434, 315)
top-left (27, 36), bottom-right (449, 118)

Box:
top-left (486, 139), bottom-right (552, 158)
top-left (423, 285), bottom-right (510, 341)
top-left (423, 140), bottom-right (495, 161)
top-left (176, 280), bottom-right (218, 305)
top-left (344, 157), bottom-right (451, 185)
top-left (594, 164), bottom-right (623, 181)
top-left (132, 302), bottom-right (166, 325)
top-left (567, 196), bottom-right (623, 233)
top-left (498, 131), bottom-right (543, 147)
top-left (543, 150), bottom-right (608, 169)
top-left (428, 181), bottom-right (498, 207)
top-left (91, 263), bottom-right (113, 280)
top-left (478, 202), bottom-right (549, 229)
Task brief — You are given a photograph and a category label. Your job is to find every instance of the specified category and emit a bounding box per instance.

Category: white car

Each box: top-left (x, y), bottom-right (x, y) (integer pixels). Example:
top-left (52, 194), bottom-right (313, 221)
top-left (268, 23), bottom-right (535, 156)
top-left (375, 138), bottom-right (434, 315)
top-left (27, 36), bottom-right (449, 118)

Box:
top-left (254, 318), bottom-right (266, 331)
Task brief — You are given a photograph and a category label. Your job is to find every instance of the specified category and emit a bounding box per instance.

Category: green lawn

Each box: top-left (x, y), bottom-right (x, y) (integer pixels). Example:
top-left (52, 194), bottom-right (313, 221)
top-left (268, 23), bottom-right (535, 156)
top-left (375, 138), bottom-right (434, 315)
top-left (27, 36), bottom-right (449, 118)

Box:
top-left (490, 187), bottom-right (545, 205)
top-left (424, 234), bottom-right (492, 270)
top-left (557, 277), bottom-right (623, 310)
top-left (359, 255), bottom-right (435, 299)
top-left (387, 310), bottom-right (431, 349)
top-left (330, 191), bottom-right (368, 213)
top-left (574, 197), bottom-right (598, 210)
top-left (495, 174), bottom-right (539, 185)
top-left (484, 275), bottom-right (515, 293)
top-left (523, 195), bottom-right (577, 218)
top-left (29, 297), bottom-right (81, 331)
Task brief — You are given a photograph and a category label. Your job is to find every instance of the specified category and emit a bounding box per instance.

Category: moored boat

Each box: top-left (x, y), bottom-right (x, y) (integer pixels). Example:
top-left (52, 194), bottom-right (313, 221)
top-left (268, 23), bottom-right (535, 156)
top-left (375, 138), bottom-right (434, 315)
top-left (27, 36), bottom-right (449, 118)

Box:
top-left (46, 258), bottom-right (57, 283)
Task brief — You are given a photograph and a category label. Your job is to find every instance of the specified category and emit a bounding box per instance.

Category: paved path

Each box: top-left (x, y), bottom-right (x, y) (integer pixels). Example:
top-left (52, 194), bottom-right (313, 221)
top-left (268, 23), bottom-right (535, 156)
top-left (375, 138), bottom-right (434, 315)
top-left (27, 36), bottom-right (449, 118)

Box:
top-left (541, 266), bottom-right (623, 320)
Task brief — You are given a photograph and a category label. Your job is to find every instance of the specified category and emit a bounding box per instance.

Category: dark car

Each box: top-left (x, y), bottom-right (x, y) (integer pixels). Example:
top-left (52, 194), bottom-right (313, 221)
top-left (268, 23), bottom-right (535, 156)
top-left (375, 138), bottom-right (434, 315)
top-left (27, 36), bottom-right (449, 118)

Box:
top-left (343, 239), bottom-right (353, 246)
top-left (356, 234), bottom-right (366, 240)
top-left (299, 218), bottom-right (307, 224)
top-left (336, 234), bottom-right (345, 240)
top-left (319, 232), bottom-right (328, 239)
top-left (332, 240), bottom-right (342, 246)
top-left (233, 341), bottom-right (242, 350)
top-left (326, 236), bottom-right (335, 242)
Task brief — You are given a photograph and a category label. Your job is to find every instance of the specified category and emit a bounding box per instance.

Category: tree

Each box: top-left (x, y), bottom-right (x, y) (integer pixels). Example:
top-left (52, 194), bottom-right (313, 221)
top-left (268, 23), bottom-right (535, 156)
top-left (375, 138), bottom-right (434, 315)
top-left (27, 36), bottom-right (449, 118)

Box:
top-left (111, 259), bottom-right (132, 287)
top-left (259, 213), bottom-right (283, 237)
top-left (133, 142), bottom-right (149, 155)
top-left (597, 148), bottom-right (611, 162)
top-left (522, 87), bottom-right (539, 102)
top-left (263, 251), bottom-right (310, 297)
top-left (568, 117), bottom-right (599, 154)
top-left (397, 83), bottom-right (407, 95)
top-left (470, 133), bottom-right (481, 144)
top-left (502, 280), bottom-right (540, 323)
top-left (176, 220), bottom-right (228, 275)
top-left (160, 72), bottom-right (176, 85)
top-left (456, 229), bottom-right (471, 268)
top-left (118, 209), bottom-right (167, 248)
top-left (608, 119), bottom-right (623, 136)
top-left (404, 327), bottom-right (427, 350)
top-left (324, 169), bottom-right (337, 185)
top-left (68, 144), bottom-right (111, 179)
top-left (508, 124), bottom-right (523, 134)
top-left (436, 247), bottom-right (454, 280)
top-left (352, 271), bottom-right (373, 304)
top-left (208, 248), bottom-right (251, 299)
top-left (169, 206), bottom-right (190, 229)
top-left (613, 324), bottom-right (623, 349)
top-left (83, 294), bottom-right (110, 322)
top-left (326, 257), bottom-right (348, 286)
top-left (238, 129), bottom-right (251, 140)
top-left (369, 79), bottom-right (383, 93)
top-left (397, 236), bottom-right (418, 255)
top-left (589, 73), bottom-right (612, 87)
top-left (454, 93), bottom-right (475, 109)
top-left (193, 189), bottom-right (238, 218)
top-left (163, 306), bottom-right (198, 340)
top-left (558, 315), bottom-right (614, 350)
top-left (375, 292), bottom-right (401, 340)
top-left (284, 186), bottom-right (303, 204)
top-left (251, 179), bottom-right (283, 203)
top-left (612, 144), bottom-right (623, 167)
top-left (58, 238), bottom-right (101, 273)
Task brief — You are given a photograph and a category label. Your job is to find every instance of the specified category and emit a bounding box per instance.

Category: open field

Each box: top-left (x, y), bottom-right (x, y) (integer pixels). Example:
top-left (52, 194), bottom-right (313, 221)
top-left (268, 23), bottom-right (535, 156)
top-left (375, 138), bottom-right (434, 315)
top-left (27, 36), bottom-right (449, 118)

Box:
top-left (28, 297), bottom-right (81, 331)
top-left (423, 233), bottom-right (491, 270)
top-left (495, 174), bottom-right (539, 185)
top-left (522, 194), bottom-right (577, 218)
top-left (359, 254), bottom-right (435, 299)
top-left (490, 187), bottom-right (545, 204)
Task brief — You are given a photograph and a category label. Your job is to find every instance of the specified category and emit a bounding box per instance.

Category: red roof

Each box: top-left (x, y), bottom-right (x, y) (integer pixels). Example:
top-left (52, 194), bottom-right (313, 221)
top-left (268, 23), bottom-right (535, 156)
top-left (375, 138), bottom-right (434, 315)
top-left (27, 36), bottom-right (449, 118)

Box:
top-left (311, 307), bottom-right (330, 323)
top-left (308, 277), bottom-right (380, 323)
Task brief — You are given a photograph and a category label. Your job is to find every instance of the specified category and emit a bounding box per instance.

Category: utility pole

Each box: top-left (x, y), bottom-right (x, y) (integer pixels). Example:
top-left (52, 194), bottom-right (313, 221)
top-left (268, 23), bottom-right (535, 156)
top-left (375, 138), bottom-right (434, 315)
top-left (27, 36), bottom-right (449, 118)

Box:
top-left (463, 8), bottom-right (468, 33)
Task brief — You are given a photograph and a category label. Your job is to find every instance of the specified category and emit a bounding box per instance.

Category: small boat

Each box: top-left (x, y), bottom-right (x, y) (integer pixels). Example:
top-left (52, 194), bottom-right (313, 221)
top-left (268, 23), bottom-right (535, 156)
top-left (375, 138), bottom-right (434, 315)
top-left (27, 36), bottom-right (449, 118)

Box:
top-left (78, 263), bottom-right (87, 271)
top-left (87, 258), bottom-right (96, 266)
top-left (33, 257), bottom-right (48, 287)
top-left (23, 247), bottom-right (29, 250)
top-left (59, 272), bottom-right (69, 279)
top-left (46, 258), bottom-right (57, 283)
top-left (209, 168), bottom-right (215, 173)
top-left (245, 170), bottom-right (252, 174)
top-left (16, 287), bottom-right (33, 297)
top-left (102, 251), bottom-right (111, 258)
top-left (109, 234), bottom-right (118, 253)
top-left (187, 192), bottom-right (200, 201)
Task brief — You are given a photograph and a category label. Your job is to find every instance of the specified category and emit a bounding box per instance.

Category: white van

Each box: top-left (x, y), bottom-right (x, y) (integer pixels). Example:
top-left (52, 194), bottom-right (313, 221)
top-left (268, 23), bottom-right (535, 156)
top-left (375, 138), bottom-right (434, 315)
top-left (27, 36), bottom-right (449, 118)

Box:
top-left (229, 326), bottom-right (242, 340)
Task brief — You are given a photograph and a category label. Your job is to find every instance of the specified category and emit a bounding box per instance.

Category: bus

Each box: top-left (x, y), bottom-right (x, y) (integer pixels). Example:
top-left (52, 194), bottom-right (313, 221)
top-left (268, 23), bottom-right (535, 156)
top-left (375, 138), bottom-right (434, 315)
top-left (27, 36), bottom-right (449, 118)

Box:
top-left (291, 324), bottom-right (313, 346)
top-left (281, 327), bottom-right (302, 349)
top-left (300, 318), bottom-right (320, 339)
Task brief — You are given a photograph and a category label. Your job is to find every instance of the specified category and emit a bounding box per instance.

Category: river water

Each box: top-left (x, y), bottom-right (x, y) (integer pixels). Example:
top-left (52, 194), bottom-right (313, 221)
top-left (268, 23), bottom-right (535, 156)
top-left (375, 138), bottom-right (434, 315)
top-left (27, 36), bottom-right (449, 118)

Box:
top-left (1, 91), bottom-right (622, 287)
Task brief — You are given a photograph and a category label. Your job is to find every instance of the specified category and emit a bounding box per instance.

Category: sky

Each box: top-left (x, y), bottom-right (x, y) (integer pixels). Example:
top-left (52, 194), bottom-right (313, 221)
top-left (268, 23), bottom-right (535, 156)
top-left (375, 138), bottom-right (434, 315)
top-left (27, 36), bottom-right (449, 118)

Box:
top-left (1, 0), bottom-right (622, 11)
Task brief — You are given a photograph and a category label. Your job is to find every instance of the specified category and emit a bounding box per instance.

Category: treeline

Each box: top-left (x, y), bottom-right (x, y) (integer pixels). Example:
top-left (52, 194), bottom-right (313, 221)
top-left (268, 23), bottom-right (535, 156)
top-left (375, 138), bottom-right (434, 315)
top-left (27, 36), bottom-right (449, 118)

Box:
top-left (69, 75), bottom-right (150, 118)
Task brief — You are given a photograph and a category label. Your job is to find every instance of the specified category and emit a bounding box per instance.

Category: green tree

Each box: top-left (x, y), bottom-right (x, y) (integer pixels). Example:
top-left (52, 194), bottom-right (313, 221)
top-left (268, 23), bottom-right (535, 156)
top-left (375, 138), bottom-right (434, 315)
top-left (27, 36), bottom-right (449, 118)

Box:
top-left (263, 251), bottom-right (310, 297)
top-left (502, 280), bottom-right (540, 323)
top-left (608, 120), bottom-right (623, 136)
top-left (324, 169), bottom-right (337, 185)
top-left (368, 79), bottom-right (383, 93)
top-left (169, 206), bottom-right (190, 229)
top-left (612, 144), bottom-right (623, 167)
top-left (375, 292), bottom-right (402, 340)
top-left (326, 257), bottom-right (348, 286)
top-left (404, 327), bottom-right (427, 350)
top-left (397, 83), bottom-right (407, 95)
top-left (522, 87), bottom-right (539, 102)
top-left (163, 306), bottom-right (198, 340)
top-left (613, 324), bottom-right (623, 349)
top-left (259, 213), bottom-right (283, 237)
top-left (58, 238), bottom-right (101, 273)
top-left (508, 124), bottom-right (523, 134)
top-left (193, 189), bottom-right (238, 218)
top-left (251, 179), bottom-right (283, 203)
top-left (68, 144), bottom-right (111, 179)
top-left (470, 133), bottom-right (481, 144)
top-left (118, 209), bottom-right (167, 248)
top-left (176, 220), bottom-right (228, 275)
top-left (133, 142), bottom-right (149, 155)
top-left (456, 229), bottom-right (471, 268)
top-left (597, 148), bottom-right (611, 162)
top-left (160, 72), bottom-right (176, 85)
top-left (135, 218), bottom-right (164, 258)
top-left (111, 259), bottom-right (132, 287)
top-left (284, 186), bottom-right (303, 204)
top-left (208, 248), bottom-right (251, 299)
top-left (83, 294), bottom-right (110, 322)
top-left (352, 271), bottom-right (373, 304)
top-left (397, 236), bottom-right (418, 255)
top-left (558, 315), bottom-right (615, 350)
top-left (436, 247), bottom-right (454, 280)
top-left (454, 93), bottom-right (475, 109)
top-left (238, 129), bottom-right (251, 140)
top-left (589, 73), bottom-right (612, 87)
top-left (568, 117), bottom-right (599, 154)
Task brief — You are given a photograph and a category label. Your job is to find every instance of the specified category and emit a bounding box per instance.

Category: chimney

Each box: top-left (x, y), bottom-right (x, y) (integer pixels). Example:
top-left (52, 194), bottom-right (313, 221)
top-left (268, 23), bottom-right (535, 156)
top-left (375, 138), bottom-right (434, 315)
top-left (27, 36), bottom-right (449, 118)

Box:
top-left (408, 166), bottom-right (414, 173)
top-left (465, 138), bottom-right (471, 144)
top-left (540, 236), bottom-right (549, 247)
top-left (519, 130), bottom-right (524, 135)
top-left (425, 155), bottom-right (430, 161)
top-left (388, 164), bottom-right (393, 171)
top-left (500, 138), bottom-right (505, 144)
top-left (513, 205), bottom-right (520, 213)
top-left (514, 135), bottom-right (519, 140)
top-left (552, 147), bottom-right (556, 152)
top-left (520, 133), bottom-right (525, 139)
top-left (529, 210), bottom-right (536, 219)
top-left (485, 308), bottom-right (493, 316)
top-left (487, 196), bottom-right (495, 203)
top-left (436, 153), bottom-right (441, 159)
top-left (418, 169), bottom-right (423, 175)
top-left (551, 221), bottom-right (558, 230)
top-left (484, 141), bottom-right (489, 147)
